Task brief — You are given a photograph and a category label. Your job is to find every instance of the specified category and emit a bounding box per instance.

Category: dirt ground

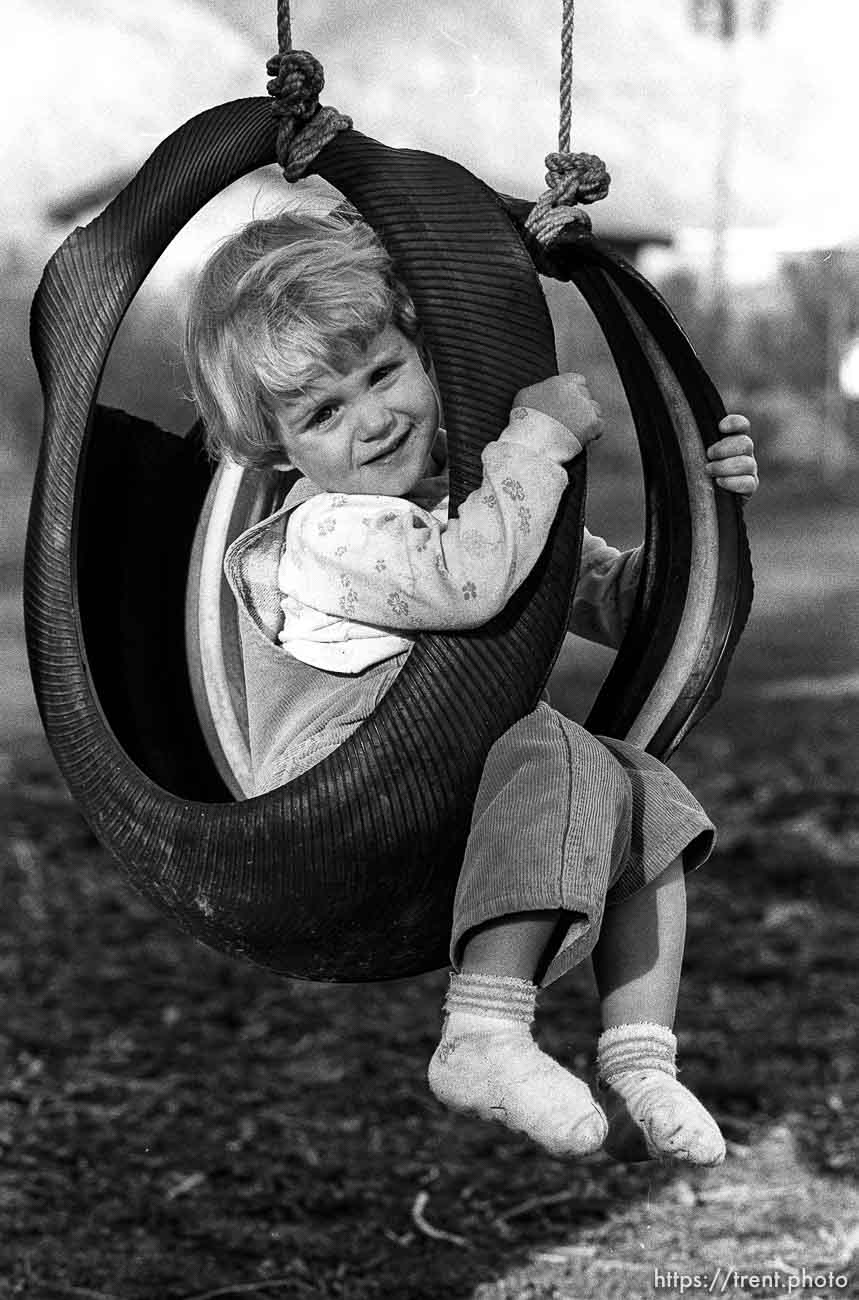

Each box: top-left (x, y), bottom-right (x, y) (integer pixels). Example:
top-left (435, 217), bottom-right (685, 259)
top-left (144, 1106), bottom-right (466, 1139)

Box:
top-left (1, 468), bottom-right (857, 1299)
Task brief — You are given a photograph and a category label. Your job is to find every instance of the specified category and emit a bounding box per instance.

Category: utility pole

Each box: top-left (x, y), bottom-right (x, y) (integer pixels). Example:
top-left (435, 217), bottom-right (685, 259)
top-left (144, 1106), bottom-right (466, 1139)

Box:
top-left (711, 0), bottom-right (737, 383)
top-left (690, 1), bottom-right (776, 385)
top-left (823, 248), bottom-right (851, 485)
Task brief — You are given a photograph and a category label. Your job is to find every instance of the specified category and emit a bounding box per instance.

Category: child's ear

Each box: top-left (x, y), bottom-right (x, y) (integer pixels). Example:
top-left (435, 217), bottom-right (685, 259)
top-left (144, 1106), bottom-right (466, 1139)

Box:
top-left (270, 439), bottom-right (293, 472)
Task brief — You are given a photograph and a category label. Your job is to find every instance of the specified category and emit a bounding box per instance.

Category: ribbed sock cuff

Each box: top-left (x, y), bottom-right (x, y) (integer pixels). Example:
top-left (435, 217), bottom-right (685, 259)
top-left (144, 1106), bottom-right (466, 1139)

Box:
top-left (444, 972), bottom-right (538, 1025)
top-left (596, 1021), bottom-right (677, 1087)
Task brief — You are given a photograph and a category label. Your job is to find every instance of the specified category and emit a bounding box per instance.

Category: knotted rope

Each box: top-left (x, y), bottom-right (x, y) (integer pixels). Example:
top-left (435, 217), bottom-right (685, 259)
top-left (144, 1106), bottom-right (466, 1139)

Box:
top-left (525, 0), bottom-right (610, 246)
top-left (267, 3), bottom-right (352, 182)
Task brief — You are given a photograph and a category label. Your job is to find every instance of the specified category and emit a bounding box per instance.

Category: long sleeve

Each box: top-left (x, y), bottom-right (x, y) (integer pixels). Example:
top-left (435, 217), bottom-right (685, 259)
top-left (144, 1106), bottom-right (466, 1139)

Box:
top-left (569, 531), bottom-right (643, 649)
top-left (278, 408), bottom-right (584, 635)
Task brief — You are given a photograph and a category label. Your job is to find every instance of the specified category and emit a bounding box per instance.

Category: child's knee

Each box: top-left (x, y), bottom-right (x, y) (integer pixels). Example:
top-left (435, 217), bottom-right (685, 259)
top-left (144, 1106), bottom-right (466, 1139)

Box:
top-left (479, 706), bottom-right (631, 821)
top-left (563, 722), bottom-right (633, 824)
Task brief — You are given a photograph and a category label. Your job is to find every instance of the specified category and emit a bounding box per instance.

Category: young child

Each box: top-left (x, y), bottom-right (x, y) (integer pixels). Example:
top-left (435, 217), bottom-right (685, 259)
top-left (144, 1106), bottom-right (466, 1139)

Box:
top-left (185, 207), bottom-right (758, 1166)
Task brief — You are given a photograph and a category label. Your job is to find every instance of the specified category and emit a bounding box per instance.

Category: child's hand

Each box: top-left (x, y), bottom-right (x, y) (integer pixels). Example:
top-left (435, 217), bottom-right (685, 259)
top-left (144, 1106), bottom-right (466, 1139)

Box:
top-left (705, 415), bottom-right (759, 499)
top-left (513, 373), bottom-right (604, 447)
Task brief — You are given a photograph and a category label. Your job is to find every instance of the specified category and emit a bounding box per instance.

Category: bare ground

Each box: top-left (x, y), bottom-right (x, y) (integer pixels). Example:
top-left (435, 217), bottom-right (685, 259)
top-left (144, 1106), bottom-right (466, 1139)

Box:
top-left (1, 468), bottom-right (857, 1299)
top-left (0, 679), bottom-right (856, 1300)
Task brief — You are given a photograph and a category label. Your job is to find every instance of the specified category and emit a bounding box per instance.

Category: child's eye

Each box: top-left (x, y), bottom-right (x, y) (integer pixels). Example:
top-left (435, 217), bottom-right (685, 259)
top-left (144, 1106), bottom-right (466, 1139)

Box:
top-left (308, 404), bottom-right (337, 428)
top-left (371, 362), bottom-right (399, 385)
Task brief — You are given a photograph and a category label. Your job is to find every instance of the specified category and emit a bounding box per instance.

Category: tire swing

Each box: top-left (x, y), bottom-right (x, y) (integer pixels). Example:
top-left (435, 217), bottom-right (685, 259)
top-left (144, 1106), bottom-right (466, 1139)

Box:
top-left (24, 3), bottom-right (753, 983)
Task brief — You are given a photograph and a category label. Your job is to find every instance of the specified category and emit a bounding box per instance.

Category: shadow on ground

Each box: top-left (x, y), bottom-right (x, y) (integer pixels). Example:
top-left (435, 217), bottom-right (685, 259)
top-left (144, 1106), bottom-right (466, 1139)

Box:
top-left (1, 684), bottom-right (857, 1299)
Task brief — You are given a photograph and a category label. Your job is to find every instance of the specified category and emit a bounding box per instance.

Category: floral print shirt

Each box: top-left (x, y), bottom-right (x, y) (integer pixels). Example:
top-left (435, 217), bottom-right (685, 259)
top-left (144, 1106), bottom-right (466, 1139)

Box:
top-left (276, 407), bottom-right (642, 671)
top-left (276, 406), bottom-right (637, 672)
top-left (223, 407), bottom-right (642, 793)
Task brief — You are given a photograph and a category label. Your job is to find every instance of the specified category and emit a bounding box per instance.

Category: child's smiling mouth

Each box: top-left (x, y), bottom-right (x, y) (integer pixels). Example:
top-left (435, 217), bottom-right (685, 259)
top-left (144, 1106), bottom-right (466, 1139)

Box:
top-left (363, 425), bottom-right (412, 465)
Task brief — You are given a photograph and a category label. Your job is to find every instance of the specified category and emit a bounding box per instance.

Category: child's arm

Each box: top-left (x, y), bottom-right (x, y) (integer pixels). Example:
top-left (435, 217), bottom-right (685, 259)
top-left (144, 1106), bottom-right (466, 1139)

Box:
top-left (280, 375), bottom-right (603, 631)
top-left (569, 415), bottom-right (758, 649)
top-left (568, 533), bottom-right (643, 649)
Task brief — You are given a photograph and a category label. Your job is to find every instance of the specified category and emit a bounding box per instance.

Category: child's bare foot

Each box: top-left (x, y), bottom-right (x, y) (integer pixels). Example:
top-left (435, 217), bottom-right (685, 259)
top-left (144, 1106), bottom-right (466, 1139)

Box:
top-left (597, 1023), bottom-right (725, 1166)
top-left (428, 1025), bottom-right (607, 1159)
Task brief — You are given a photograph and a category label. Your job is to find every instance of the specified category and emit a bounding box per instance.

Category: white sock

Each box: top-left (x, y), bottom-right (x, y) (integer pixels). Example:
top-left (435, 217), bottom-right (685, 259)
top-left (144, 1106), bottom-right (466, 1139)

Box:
top-left (427, 973), bottom-right (607, 1160)
top-left (597, 1022), bottom-right (725, 1166)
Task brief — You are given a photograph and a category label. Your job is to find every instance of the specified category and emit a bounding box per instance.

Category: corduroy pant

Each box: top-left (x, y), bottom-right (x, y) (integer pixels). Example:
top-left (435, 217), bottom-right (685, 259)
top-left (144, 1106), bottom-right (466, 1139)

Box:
top-left (450, 702), bottom-right (715, 985)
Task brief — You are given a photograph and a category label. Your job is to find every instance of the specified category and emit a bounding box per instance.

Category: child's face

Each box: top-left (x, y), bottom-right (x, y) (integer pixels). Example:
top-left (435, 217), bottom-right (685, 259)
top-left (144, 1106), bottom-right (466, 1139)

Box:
top-left (275, 326), bottom-right (441, 496)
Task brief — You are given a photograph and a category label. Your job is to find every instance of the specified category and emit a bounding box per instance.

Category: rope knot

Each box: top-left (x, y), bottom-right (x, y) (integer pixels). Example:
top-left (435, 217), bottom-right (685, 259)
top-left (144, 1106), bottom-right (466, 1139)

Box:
top-left (544, 151), bottom-right (610, 206)
top-left (525, 150), bottom-right (611, 248)
top-left (266, 49), bottom-right (325, 123)
top-left (265, 49), bottom-right (353, 184)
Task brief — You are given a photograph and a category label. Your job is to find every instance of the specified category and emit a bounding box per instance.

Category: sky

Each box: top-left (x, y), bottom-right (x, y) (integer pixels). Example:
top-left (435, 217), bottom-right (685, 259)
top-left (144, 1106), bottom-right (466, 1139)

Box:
top-left (215, 0), bottom-right (859, 245)
top-left (2, 0), bottom-right (858, 289)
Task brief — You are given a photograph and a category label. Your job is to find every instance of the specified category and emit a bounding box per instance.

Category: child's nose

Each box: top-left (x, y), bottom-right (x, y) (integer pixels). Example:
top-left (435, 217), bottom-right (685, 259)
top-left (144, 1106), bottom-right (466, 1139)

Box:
top-left (357, 395), bottom-right (394, 439)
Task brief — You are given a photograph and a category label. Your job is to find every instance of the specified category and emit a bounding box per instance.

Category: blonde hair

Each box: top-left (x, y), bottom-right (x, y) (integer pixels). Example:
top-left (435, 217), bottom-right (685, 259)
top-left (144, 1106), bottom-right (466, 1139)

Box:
top-left (184, 207), bottom-right (420, 468)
